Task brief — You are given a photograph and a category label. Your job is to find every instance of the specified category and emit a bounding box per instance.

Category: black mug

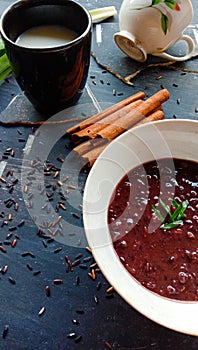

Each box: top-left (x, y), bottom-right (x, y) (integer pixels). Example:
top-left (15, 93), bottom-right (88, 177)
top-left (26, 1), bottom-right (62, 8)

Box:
top-left (0, 0), bottom-right (92, 115)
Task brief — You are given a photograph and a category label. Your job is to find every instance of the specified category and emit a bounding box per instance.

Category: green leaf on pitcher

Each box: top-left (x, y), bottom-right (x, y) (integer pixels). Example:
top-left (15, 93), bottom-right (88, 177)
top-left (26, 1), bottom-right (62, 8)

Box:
top-left (152, 0), bottom-right (161, 5)
top-left (165, 1), bottom-right (181, 11)
top-left (161, 14), bottom-right (169, 34)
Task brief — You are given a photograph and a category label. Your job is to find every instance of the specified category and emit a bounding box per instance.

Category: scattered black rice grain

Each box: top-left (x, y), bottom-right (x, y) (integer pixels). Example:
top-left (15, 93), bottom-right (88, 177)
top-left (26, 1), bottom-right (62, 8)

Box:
top-left (94, 295), bottom-right (99, 304)
top-left (1, 265), bottom-right (8, 274)
top-left (54, 247), bottom-right (62, 254)
top-left (17, 129), bottom-right (22, 135)
top-left (68, 185), bottom-right (76, 190)
top-left (8, 276), bottom-right (16, 285)
top-left (67, 332), bottom-right (76, 339)
top-left (83, 256), bottom-right (92, 263)
top-left (65, 255), bottom-right (71, 265)
top-left (90, 262), bottom-right (97, 269)
top-left (71, 212), bottom-right (80, 219)
top-left (59, 203), bottom-right (66, 211)
top-left (42, 240), bottom-right (47, 248)
top-left (172, 83), bottom-right (178, 87)
top-left (47, 238), bottom-right (54, 244)
top-left (76, 276), bottom-right (80, 285)
top-left (106, 286), bottom-right (114, 294)
top-left (21, 251), bottom-right (35, 258)
top-left (18, 219), bottom-right (25, 227)
top-left (33, 270), bottom-right (41, 276)
top-left (0, 177), bottom-right (7, 184)
top-left (75, 309), bottom-right (84, 315)
top-left (71, 259), bottom-right (81, 267)
top-left (0, 245), bottom-right (7, 253)
top-left (105, 294), bottom-right (114, 299)
top-left (45, 285), bottom-right (50, 297)
top-left (173, 114), bottom-right (177, 119)
top-left (26, 263), bottom-right (33, 271)
top-left (38, 306), bottom-right (46, 316)
top-left (72, 319), bottom-right (80, 325)
top-left (2, 325), bottom-right (9, 339)
top-left (75, 253), bottom-right (83, 260)
top-left (79, 264), bottom-right (88, 270)
top-left (8, 225), bottom-right (17, 231)
top-left (112, 89), bottom-right (116, 96)
top-left (11, 239), bottom-right (17, 247)
top-left (14, 203), bottom-right (19, 211)
top-left (57, 157), bottom-right (64, 163)
top-left (195, 107), bottom-right (198, 113)
top-left (96, 281), bottom-right (102, 291)
top-left (177, 98), bottom-right (181, 104)
top-left (53, 279), bottom-right (63, 285)
top-left (88, 269), bottom-right (96, 280)
top-left (3, 241), bottom-right (11, 246)
top-left (105, 341), bottom-right (113, 349)
top-left (18, 138), bottom-right (26, 142)
top-left (75, 335), bottom-right (82, 343)
top-left (85, 246), bottom-right (92, 254)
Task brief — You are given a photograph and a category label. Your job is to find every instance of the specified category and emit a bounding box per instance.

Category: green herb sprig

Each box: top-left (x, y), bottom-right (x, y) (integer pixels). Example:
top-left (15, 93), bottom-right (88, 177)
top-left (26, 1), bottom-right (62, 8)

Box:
top-left (0, 40), bottom-right (12, 83)
top-left (152, 198), bottom-right (189, 230)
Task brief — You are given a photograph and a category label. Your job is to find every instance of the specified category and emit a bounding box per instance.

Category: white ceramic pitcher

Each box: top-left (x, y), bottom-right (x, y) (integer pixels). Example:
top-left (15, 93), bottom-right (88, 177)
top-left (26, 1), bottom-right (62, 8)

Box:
top-left (114, 0), bottom-right (195, 62)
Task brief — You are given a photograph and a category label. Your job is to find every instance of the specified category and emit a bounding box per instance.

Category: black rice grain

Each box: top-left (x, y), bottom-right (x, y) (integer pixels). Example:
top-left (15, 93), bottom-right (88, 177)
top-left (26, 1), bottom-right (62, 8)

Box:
top-left (75, 335), bottom-right (82, 343)
top-left (38, 306), bottom-right (46, 316)
top-left (26, 263), bottom-right (33, 271)
top-left (8, 276), bottom-right (16, 285)
top-left (75, 309), bottom-right (84, 315)
top-left (54, 247), bottom-right (62, 254)
top-left (105, 341), bottom-right (113, 349)
top-left (21, 252), bottom-right (35, 258)
top-left (2, 325), bottom-right (9, 339)
top-left (53, 279), bottom-right (63, 285)
top-left (67, 332), bottom-right (76, 339)
top-left (72, 319), bottom-right (80, 325)
top-left (45, 285), bottom-right (50, 297)
top-left (33, 270), bottom-right (41, 276)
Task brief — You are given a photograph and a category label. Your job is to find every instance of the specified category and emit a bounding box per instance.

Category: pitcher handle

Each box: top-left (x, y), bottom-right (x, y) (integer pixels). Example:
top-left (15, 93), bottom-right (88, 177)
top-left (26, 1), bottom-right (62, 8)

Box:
top-left (153, 35), bottom-right (195, 62)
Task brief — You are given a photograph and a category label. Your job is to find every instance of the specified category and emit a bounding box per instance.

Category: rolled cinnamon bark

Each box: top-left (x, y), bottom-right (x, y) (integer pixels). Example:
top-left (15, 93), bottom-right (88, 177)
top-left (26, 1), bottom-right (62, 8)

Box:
top-left (135, 109), bottom-right (164, 126)
top-left (97, 89), bottom-right (169, 140)
top-left (79, 108), bottom-right (165, 167)
top-left (73, 138), bottom-right (108, 157)
top-left (66, 91), bottom-right (146, 134)
top-left (71, 99), bottom-right (143, 142)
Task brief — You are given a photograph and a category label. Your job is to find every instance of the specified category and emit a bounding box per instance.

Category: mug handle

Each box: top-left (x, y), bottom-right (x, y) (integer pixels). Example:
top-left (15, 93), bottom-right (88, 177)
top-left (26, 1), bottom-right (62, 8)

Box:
top-left (153, 35), bottom-right (195, 62)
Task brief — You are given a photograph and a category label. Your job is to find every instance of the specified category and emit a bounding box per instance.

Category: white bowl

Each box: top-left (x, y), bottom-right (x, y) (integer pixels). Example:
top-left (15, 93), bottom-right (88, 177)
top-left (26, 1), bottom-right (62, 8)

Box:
top-left (83, 119), bottom-right (198, 336)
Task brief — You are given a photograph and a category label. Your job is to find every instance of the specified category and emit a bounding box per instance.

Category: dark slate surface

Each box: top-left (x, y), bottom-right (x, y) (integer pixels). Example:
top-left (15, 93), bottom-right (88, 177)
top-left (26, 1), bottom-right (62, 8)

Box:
top-left (0, 1), bottom-right (198, 349)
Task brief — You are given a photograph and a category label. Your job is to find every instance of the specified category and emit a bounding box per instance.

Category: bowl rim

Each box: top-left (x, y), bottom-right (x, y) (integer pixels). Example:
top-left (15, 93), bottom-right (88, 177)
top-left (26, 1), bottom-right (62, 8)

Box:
top-left (83, 119), bottom-right (198, 336)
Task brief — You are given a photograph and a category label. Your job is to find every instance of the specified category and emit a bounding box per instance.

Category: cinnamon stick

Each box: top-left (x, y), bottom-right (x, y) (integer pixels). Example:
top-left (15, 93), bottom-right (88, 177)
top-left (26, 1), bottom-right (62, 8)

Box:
top-left (135, 109), bottom-right (164, 126)
top-left (71, 99), bottom-right (143, 142)
top-left (66, 91), bottom-right (146, 134)
top-left (73, 138), bottom-right (108, 157)
top-left (96, 89), bottom-right (169, 140)
top-left (81, 142), bottom-right (109, 167)
top-left (80, 107), bottom-right (165, 167)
